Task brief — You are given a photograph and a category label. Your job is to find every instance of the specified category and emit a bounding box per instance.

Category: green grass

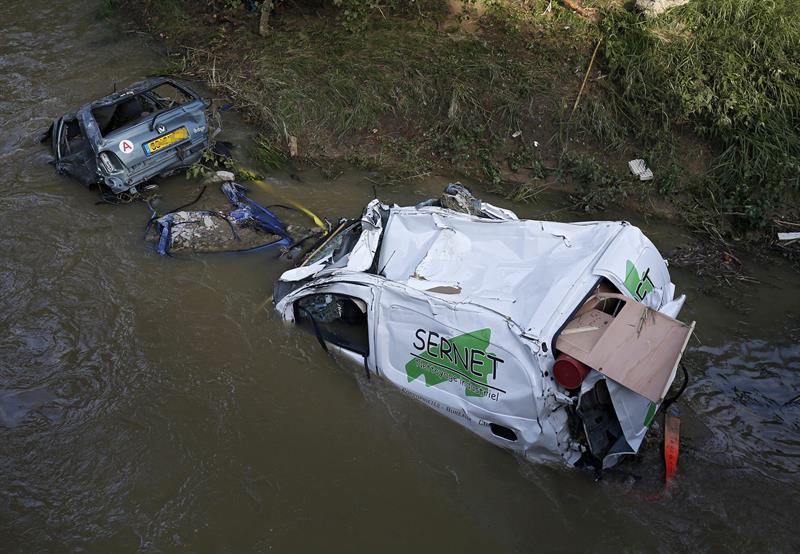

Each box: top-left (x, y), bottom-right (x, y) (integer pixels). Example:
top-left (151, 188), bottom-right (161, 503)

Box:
top-left (564, 151), bottom-right (635, 212)
top-left (129, 0), bottom-right (593, 181)
top-left (599, 0), bottom-right (800, 229)
top-left (124, 0), bottom-right (800, 239)
top-left (96, 0), bottom-right (118, 19)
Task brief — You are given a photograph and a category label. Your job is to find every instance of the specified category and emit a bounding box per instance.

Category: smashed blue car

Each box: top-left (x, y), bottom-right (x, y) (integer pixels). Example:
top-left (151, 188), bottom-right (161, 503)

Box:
top-left (44, 77), bottom-right (211, 195)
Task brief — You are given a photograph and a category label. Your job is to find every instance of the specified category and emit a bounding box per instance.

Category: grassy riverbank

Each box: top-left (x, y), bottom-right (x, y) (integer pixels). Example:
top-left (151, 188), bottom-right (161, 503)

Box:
top-left (117, 0), bottom-right (799, 242)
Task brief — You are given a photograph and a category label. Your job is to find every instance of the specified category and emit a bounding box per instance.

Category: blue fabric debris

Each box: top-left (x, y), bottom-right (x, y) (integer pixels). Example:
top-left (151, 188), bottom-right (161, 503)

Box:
top-left (220, 182), bottom-right (289, 239)
top-left (153, 182), bottom-right (291, 256)
top-left (157, 217), bottom-right (172, 255)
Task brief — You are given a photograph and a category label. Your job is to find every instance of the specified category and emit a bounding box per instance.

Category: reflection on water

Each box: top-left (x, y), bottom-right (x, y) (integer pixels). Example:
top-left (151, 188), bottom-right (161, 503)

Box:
top-left (1, 0), bottom-right (800, 552)
top-left (692, 340), bottom-right (800, 479)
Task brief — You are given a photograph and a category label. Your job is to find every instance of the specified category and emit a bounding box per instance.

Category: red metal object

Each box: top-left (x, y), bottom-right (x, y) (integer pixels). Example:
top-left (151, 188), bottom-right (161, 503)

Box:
top-left (553, 353), bottom-right (590, 389)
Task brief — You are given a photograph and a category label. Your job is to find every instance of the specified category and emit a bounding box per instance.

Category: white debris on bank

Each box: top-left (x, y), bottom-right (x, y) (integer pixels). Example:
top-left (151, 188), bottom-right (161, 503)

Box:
top-left (205, 170), bottom-right (235, 184)
top-left (636, 0), bottom-right (690, 17)
top-left (628, 159), bottom-right (654, 181)
top-left (778, 232), bottom-right (800, 242)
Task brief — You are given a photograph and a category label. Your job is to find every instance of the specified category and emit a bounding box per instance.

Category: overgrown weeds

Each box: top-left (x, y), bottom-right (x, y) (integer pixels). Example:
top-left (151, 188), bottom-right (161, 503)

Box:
top-left (129, 0), bottom-right (589, 181)
top-left (600, 0), bottom-right (800, 230)
top-left (564, 152), bottom-right (634, 212)
top-left (121, 0), bottom-right (800, 242)
top-left (96, 0), bottom-right (118, 19)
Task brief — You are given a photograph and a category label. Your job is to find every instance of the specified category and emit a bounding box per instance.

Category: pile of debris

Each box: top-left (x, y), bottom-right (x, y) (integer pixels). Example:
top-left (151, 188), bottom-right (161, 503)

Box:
top-left (148, 171), bottom-right (297, 255)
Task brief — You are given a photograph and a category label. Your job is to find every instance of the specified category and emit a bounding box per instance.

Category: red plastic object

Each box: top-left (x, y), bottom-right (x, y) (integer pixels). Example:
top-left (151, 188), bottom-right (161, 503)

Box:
top-left (664, 407), bottom-right (681, 486)
top-left (553, 353), bottom-right (590, 389)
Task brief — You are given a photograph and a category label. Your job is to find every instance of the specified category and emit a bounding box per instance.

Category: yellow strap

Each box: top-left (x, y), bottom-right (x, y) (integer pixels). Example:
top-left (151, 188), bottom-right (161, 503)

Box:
top-left (249, 177), bottom-right (328, 233)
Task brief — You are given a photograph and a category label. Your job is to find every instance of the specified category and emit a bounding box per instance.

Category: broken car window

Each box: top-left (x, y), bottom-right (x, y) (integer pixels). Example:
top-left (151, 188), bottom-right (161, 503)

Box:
top-left (92, 83), bottom-right (193, 137)
top-left (295, 294), bottom-right (369, 356)
top-left (147, 83), bottom-right (193, 110)
top-left (92, 95), bottom-right (155, 136)
top-left (57, 117), bottom-right (89, 158)
top-left (305, 221), bottom-right (362, 267)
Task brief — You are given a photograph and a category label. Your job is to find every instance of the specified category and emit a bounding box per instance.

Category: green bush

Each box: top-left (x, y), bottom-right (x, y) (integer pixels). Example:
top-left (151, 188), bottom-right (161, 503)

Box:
top-left (565, 152), bottom-right (631, 212)
top-left (601, 0), bottom-right (800, 228)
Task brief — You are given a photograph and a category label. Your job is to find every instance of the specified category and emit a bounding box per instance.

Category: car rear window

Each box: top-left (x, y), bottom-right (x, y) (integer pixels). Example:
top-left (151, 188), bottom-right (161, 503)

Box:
top-left (91, 83), bottom-right (195, 137)
top-left (148, 83), bottom-right (193, 110)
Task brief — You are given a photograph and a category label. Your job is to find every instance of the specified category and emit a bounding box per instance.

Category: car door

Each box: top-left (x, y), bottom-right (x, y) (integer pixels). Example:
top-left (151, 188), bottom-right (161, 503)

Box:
top-left (292, 283), bottom-right (377, 374)
top-left (53, 116), bottom-right (97, 186)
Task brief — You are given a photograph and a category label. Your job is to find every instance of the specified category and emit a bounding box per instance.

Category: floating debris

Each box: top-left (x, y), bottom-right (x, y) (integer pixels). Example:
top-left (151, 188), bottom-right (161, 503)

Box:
top-left (150, 175), bottom-right (293, 255)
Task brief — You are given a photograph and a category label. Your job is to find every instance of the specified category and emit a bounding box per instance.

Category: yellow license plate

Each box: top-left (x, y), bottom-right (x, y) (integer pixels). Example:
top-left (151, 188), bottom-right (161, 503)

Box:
top-left (144, 127), bottom-right (189, 155)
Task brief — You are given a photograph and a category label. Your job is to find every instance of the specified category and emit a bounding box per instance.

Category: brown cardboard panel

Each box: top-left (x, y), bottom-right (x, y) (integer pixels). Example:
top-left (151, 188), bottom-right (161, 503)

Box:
top-left (556, 293), bottom-right (694, 402)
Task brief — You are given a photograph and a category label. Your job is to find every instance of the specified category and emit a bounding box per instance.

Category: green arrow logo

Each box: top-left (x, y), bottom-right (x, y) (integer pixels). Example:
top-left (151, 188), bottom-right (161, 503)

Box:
top-left (405, 328), bottom-right (504, 398)
top-left (624, 260), bottom-right (654, 301)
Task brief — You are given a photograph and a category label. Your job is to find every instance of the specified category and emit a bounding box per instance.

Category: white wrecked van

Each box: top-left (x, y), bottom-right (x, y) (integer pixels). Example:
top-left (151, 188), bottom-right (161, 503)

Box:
top-left (274, 190), bottom-right (694, 470)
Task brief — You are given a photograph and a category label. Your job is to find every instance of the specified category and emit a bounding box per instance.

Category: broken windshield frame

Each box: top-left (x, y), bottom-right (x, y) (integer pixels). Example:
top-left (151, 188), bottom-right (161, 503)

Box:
top-left (301, 219), bottom-right (362, 268)
top-left (90, 82), bottom-right (198, 139)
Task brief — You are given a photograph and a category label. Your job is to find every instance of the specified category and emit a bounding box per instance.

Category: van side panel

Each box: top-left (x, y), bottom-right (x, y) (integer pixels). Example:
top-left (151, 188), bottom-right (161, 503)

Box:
top-left (374, 286), bottom-right (570, 461)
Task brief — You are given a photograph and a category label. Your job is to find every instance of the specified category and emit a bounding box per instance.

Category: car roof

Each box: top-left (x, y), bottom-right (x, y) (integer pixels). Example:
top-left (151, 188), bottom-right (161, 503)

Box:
top-left (374, 206), bottom-right (628, 334)
top-left (82, 77), bottom-right (197, 111)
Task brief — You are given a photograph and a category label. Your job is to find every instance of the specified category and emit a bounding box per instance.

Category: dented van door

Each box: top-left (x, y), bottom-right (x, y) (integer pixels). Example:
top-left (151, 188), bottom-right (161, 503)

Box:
top-left (291, 283), bottom-right (377, 372)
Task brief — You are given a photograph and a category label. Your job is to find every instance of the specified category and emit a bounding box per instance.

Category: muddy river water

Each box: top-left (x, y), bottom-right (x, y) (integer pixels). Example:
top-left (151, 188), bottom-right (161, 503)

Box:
top-left (2, 1), bottom-right (800, 551)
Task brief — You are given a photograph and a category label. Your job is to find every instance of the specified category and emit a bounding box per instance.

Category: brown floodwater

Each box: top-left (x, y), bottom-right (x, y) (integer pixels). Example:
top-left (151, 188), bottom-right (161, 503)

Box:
top-left (2, 1), bottom-right (800, 551)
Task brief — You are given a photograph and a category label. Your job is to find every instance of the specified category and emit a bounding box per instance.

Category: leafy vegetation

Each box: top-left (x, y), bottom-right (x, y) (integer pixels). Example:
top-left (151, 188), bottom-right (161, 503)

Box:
top-left (185, 149), bottom-right (235, 179)
top-left (600, 0), bottom-right (800, 229)
top-left (564, 152), bottom-right (634, 212)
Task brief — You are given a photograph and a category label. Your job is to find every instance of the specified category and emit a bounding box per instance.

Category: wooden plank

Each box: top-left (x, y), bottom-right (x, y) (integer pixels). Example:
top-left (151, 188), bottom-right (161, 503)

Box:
top-left (556, 309), bottom-right (613, 355)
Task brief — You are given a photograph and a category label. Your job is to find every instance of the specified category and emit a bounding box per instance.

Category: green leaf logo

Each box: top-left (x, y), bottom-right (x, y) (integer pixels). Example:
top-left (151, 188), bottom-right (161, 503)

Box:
top-left (624, 260), bottom-right (654, 301)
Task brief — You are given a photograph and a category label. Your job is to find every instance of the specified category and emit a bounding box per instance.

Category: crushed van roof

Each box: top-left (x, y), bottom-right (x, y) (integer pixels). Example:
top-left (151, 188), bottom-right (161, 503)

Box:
top-left (375, 206), bottom-right (628, 334)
